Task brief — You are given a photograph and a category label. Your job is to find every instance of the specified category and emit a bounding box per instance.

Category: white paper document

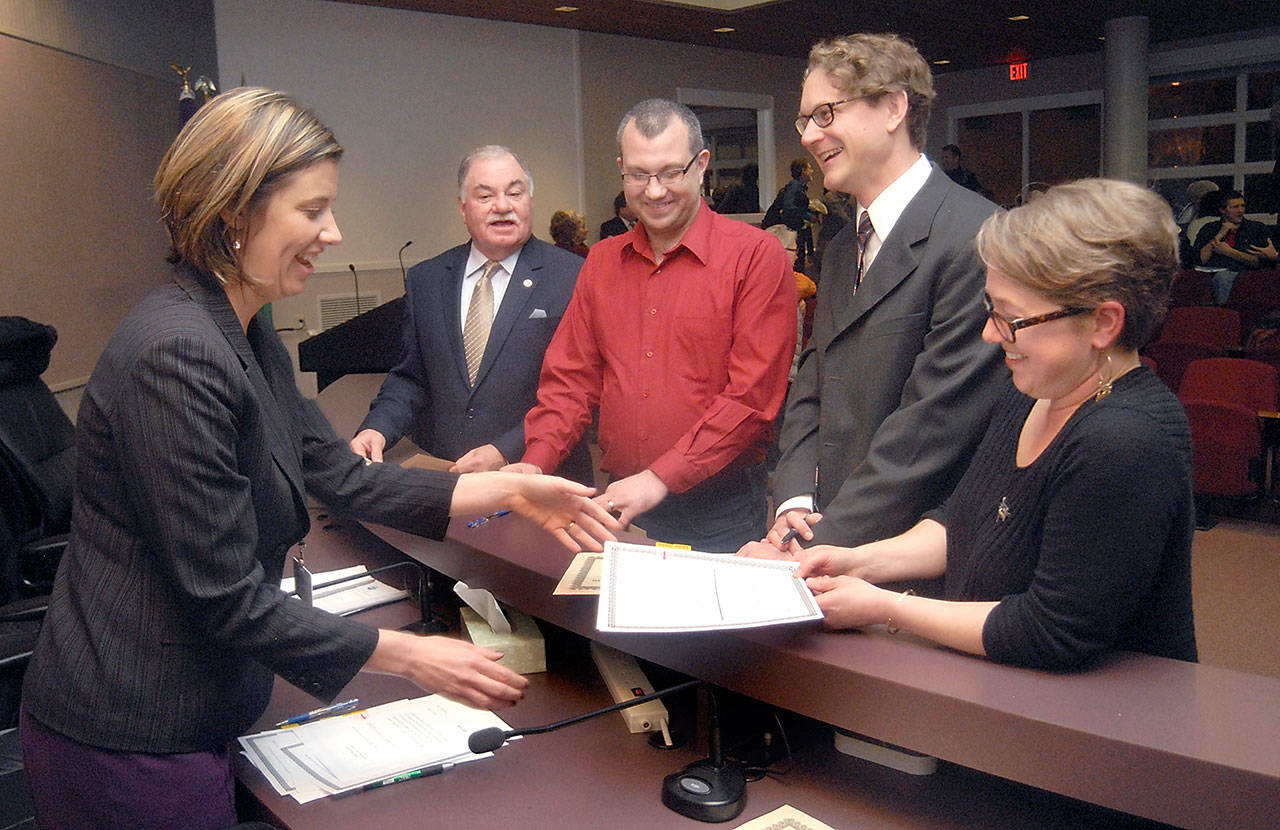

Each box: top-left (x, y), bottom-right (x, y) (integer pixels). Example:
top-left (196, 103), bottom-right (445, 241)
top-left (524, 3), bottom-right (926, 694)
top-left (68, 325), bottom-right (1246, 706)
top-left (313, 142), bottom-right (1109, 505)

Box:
top-left (280, 564), bottom-right (408, 616)
top-left (239, 695), bottom-right (510, 803)
top-left (596, 541), bottom-right (823, 633)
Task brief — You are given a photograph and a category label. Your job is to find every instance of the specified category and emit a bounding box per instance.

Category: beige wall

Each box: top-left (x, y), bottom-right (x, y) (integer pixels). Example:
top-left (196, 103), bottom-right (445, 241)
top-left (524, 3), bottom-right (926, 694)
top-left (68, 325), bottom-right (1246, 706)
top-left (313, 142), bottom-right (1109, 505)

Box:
top-left (0, 34), bottom-right (179, 389)
top-left (216, 0), bottom-right (584, 273)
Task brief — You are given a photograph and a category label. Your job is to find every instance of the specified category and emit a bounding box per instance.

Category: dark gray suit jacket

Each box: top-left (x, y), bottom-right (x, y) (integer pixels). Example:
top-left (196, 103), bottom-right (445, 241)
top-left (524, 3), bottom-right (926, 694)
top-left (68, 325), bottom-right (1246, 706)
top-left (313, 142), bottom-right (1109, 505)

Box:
top-left (774, 166), bottom-right (1007, 547)
top-left (359, 237), bottom-right (592, 483)
top-left (23, 265), bottom-right (456, 753)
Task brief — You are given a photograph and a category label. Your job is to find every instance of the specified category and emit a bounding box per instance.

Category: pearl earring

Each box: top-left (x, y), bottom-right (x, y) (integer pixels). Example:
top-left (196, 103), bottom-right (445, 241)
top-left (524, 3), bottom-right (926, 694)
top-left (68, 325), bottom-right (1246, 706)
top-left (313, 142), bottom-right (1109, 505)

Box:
top-left (233, 239), bottom-right (241, 252)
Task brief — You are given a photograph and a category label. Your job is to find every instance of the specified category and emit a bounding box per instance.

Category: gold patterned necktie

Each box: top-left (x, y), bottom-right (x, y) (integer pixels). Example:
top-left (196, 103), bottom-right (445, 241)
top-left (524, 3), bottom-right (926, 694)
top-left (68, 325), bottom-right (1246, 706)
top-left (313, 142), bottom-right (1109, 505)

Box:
top-left (855, 210), bottom-right (874, 291)
top-left (463, 260), bottom-right (500, 385)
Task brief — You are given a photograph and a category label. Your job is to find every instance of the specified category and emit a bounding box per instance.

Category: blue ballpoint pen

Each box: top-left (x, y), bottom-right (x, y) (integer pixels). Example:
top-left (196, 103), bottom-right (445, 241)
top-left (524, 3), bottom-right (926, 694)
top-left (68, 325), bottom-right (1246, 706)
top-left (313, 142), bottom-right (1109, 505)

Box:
top-left (467, 509), bottom-right (511, 528)
top-left (275, 698), bottom-right (360, 728)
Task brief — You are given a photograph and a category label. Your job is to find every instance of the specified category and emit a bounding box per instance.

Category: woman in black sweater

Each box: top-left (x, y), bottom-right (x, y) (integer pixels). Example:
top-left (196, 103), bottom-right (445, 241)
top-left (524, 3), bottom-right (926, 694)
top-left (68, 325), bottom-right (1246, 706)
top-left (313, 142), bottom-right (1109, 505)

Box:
top-left (747, 179), bottom-right (1196, 670)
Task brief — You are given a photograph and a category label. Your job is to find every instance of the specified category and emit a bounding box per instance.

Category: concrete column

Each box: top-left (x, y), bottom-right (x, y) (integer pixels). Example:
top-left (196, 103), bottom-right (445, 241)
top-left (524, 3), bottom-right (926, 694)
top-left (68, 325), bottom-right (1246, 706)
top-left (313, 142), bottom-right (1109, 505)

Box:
top-left (1103, 16), bottom-right (1149, 183)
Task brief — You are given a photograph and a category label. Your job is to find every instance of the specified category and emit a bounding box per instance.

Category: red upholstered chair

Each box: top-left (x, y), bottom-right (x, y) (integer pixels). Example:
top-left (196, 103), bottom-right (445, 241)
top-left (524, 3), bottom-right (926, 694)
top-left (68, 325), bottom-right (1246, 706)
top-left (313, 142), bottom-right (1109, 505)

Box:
top-left (1182, 399), bottom-right (1262, 497)
top-left (1169, 269), bottom-right (1214, 307)
top-left (1154, 306), bottom-right (1241, 351)
top-left (1242, 346), bottom-right (1280, 381)
top-left (1140, 342), bottom-right (1222, 393)
top-left (1224, 268), bottom-right (1280, 340)
top-left (1178, 357), bottom-right (1279, 413)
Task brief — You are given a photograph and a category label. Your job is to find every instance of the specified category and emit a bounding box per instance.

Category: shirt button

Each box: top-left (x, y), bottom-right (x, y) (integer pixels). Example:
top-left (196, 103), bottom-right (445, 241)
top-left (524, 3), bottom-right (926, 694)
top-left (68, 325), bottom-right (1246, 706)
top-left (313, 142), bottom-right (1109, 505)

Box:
top-left (641, 392), bottom-right (649, 398)
top-left (645, 350), bottom-right (654, 358)
top-left (649, 308), bottom-right (657, 315)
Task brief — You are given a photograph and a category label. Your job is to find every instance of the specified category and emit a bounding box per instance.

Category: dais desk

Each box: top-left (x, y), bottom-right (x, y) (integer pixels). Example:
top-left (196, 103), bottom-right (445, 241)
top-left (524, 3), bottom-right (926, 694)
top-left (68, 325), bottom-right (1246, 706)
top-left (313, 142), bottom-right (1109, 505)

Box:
top-left (273, 374), bottom-right (1280, 829)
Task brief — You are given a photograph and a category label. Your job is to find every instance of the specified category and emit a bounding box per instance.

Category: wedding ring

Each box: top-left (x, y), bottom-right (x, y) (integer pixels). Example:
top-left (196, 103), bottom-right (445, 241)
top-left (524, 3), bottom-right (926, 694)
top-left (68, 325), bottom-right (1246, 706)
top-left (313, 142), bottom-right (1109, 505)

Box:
top-left (608, 499), bottom-right (615, 511)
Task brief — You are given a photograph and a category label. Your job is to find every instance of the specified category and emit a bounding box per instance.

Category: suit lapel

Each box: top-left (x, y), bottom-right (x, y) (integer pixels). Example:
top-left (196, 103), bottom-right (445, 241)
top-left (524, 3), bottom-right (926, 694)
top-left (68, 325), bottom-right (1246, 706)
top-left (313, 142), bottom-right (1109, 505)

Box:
top-left (441, 247), bottom-right (472, 386)
top-left (175, 267), bottom-right (306, 502)
top-left (831, 169), bottom-right (949, 337)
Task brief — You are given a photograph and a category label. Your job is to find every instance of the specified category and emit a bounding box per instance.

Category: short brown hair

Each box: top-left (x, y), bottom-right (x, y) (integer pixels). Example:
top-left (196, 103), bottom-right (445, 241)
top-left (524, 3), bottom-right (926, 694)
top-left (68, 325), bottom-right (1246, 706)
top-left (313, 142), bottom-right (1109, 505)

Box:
top-left (806, 33), bottom-right (935, 149)
top-left (549, 209), bottom-right (585, 246)
top-left (153, 87), bottom-right (343, 287)
top-left (976, 179), bottom-right (1179, 351)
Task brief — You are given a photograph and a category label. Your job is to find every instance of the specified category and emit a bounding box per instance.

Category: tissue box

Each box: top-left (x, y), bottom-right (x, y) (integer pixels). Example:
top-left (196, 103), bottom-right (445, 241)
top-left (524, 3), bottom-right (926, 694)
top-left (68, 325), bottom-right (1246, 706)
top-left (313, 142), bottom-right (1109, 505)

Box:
top-left (459, 605), bottom-right (546, 674)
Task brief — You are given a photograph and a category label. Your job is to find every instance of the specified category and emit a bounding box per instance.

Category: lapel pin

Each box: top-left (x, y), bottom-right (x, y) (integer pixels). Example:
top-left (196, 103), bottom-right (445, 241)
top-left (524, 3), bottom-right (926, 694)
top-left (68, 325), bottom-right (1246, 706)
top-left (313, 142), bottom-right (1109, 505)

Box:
top-left (523, 279), bottom-right (533, 288)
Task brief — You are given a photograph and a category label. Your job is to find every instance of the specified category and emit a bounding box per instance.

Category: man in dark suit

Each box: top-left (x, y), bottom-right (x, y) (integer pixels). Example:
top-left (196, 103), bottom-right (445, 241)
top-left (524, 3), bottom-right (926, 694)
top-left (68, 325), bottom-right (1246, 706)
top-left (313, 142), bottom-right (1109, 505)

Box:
top-left (767, 33), bottom-right (1006, 553)
top-left (351, 146), bottom-right (592, 483)
top-left (598, 190), bottom-right (636, 240)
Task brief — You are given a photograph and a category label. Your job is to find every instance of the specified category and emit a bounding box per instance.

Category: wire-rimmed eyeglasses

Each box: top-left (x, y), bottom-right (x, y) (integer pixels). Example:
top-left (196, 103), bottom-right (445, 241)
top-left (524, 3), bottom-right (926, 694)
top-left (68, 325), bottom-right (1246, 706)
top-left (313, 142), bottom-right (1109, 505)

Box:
top-left (983, 293), bottom-right (1092, 343)
top-left (620, 155), bottom-right (699, 189)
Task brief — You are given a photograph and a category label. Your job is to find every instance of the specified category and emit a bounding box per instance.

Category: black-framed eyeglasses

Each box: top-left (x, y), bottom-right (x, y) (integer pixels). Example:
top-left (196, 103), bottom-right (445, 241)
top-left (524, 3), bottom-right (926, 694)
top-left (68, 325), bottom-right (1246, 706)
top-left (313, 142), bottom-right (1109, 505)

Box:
top-left (794, 97), bottom-right (861, 134)
top-left (983, 293), bottom-right (1092, 343)
top-left (620, 154), bottom-right (700, 188)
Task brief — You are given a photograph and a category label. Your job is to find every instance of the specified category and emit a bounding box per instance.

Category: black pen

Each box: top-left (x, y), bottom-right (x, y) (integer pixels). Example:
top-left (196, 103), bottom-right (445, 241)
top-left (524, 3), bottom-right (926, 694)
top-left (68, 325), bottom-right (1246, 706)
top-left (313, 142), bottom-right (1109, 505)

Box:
top-left (359, 763), bottom-right (452, 792)
top-left (779, 528), bottom-right (799, 546)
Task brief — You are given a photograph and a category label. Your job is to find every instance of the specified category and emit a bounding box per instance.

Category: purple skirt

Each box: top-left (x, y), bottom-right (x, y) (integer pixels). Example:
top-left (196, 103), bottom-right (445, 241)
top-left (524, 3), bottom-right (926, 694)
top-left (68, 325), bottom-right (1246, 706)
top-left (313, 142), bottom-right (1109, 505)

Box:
top-left (19, 707), bottom-right (237, 829)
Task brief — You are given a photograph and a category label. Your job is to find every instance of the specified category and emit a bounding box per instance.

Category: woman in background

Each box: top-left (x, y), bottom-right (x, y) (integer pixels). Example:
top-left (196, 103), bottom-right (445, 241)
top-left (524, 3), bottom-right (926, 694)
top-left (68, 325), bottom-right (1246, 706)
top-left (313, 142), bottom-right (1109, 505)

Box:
top-left (20, 87), bottom-right (618, 828)
top-left (745, 179), bottom-right (1196, 670)
top-left (550, 208), bottom-right (589, 257)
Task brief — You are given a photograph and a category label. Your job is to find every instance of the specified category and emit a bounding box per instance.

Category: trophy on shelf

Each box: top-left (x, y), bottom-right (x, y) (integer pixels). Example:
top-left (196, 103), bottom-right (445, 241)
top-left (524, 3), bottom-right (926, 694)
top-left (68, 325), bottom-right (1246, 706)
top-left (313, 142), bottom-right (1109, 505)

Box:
top-left (169, 62), bottom-right (198, 126)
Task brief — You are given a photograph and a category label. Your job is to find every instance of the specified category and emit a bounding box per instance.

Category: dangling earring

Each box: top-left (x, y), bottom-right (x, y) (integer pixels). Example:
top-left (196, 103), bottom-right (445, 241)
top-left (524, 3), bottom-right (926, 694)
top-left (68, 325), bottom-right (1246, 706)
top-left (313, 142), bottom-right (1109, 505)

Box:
top-left (232, 238), bottom-right (242, 252)
top-left (1094, 352), bottom-right (1114, 402)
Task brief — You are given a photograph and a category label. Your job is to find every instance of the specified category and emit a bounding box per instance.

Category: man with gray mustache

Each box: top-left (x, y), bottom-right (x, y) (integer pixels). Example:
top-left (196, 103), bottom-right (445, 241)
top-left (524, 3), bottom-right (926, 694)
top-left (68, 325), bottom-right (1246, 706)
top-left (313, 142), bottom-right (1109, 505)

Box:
top-left (351, 145), bottom-right (593, 484)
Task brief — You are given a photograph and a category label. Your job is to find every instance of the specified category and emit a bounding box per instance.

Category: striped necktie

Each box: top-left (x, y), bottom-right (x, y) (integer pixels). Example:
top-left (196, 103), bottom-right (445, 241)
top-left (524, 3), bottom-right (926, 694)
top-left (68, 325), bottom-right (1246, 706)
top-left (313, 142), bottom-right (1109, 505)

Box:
top-left (462, 260), bottom-right (500, 385)
top-left (855, 210), bottom-right (874, 290)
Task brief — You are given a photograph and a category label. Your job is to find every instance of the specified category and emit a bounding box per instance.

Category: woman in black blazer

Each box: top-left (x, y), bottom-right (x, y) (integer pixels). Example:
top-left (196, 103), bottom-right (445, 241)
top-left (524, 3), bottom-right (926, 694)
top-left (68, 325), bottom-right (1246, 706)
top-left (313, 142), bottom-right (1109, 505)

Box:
top-left (19, 88), bottom-right (617, 828)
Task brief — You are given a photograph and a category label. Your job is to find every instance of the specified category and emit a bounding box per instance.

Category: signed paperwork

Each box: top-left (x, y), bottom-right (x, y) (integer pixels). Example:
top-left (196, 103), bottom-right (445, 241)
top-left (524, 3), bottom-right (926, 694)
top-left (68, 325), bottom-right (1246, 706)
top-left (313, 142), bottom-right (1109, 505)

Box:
top-left (596, 541), bottom-right (823, 633)
top-left (240, 696), bottom-right (512, 802)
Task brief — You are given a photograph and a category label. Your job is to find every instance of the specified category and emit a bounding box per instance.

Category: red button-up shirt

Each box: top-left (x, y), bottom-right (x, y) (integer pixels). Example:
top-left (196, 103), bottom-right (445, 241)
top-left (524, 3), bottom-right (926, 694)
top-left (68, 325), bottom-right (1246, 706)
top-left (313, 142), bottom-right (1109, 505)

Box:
top-left (522, 203), bottom-right (797, 494)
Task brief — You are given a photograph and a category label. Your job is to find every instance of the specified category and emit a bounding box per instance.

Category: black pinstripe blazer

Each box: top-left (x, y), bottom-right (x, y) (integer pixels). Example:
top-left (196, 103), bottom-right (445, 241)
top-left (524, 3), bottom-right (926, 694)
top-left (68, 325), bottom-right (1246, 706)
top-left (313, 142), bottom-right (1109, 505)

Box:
top-left (23, 265), bottom-right (455, 754)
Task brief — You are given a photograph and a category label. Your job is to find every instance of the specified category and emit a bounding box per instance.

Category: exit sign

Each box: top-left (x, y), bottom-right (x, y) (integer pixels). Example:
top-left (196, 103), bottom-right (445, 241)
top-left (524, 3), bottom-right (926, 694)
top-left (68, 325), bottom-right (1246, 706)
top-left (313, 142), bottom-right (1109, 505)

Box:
top-left (1009, 61), bottom-right (1029, 81)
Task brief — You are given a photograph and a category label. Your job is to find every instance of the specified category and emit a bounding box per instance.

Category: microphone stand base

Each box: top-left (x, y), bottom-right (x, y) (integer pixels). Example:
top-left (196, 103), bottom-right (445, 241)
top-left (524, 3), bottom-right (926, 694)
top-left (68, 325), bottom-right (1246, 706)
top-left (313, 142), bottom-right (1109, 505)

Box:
top-left (661, 760), bottom-right (746, 823)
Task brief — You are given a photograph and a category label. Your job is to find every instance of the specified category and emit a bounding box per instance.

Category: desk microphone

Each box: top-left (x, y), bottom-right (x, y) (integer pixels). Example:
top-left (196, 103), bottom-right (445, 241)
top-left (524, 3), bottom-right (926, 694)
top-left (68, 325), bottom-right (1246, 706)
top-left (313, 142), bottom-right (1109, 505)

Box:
top-left (467, 679), bottom-right (699, 754)
top-left (468, 680), bottom-right (747, 823)
top-left (348, 263), bottom-right (361, 315)
top-left (397, 240), bottom-right (413, 285)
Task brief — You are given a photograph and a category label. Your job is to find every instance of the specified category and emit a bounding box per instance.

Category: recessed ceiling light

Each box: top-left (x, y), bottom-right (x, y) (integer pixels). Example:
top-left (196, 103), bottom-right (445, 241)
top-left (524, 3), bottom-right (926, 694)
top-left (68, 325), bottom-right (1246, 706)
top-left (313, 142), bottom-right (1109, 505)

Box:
top-left (933, 59), bottom-right (951, 65)
top-left (713, 26), bottom-right (736, 33)
top-left (1170, 81), bottom-right (1181, 86)
top-left (553, 5), bottom-right (578, 11)
top-left (1007, 14), bottom-right (1029, 21)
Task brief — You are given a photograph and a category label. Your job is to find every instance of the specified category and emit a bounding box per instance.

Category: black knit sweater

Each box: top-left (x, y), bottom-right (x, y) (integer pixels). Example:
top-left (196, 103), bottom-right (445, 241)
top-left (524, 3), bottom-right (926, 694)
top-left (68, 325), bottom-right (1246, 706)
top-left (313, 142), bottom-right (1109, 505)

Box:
top-left (935, 368), bottom-right (1198, 669)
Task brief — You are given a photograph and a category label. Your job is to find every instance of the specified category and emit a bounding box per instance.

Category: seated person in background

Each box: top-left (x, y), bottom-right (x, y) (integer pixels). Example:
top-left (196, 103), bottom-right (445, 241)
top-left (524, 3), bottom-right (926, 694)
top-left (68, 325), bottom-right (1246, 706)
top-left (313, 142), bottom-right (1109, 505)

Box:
top-left (1192, 189), bottom-right (1271, 302)
top-left (550, 209), bottom-right (590, 257)
top-left (744, 178), bottom-right (1197, 670)
top-left (599, 191), bottom-right (636, 239)
top-left (1249, 226), bottom-right (1278, 265)
top-left (351, 146), bottom-right (593, 484)
top-left (1173, 179), bottom-right (1218, 228)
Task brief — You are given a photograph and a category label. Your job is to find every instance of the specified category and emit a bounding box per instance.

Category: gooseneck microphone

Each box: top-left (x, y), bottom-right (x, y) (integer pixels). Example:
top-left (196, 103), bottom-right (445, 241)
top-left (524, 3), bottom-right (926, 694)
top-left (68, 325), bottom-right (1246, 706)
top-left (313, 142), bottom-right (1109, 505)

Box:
top-left (467, 679), bottom-right (699, 755)
top-left (397, 240), bottom-right (413, 285)
top-left (347, 263), bottom-right (361, 315)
